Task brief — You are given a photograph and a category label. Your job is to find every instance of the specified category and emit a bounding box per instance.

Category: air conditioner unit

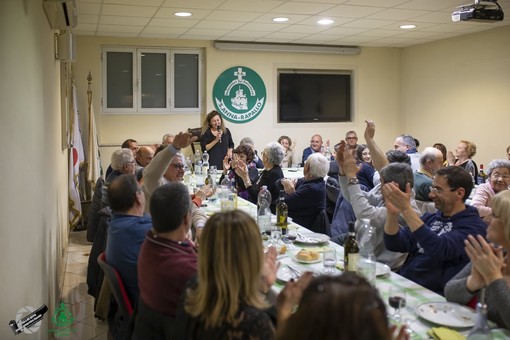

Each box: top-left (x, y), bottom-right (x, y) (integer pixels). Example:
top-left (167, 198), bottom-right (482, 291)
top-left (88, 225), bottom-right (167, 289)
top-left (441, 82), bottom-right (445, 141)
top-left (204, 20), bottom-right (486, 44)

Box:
top-left (43, 0), bottom-right (78, 29)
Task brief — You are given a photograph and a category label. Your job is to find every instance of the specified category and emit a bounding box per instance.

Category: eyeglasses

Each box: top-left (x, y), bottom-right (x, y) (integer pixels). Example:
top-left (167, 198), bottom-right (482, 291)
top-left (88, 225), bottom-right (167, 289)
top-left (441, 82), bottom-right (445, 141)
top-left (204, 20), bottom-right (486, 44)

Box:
top-left (170, 164), bottom-right (186, 170)
top-left (491, 173), bottom-right (510, 181)
top-left (346, 137), bottom-right (358, 140)
top-left (429, 186), bottom-right (457, 194)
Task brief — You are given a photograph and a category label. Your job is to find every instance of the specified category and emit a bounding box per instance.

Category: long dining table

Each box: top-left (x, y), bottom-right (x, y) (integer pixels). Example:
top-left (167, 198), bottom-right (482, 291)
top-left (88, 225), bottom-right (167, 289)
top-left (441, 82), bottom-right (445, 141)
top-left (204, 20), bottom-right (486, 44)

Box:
top-left (199, 193), bottom-right (509, 339)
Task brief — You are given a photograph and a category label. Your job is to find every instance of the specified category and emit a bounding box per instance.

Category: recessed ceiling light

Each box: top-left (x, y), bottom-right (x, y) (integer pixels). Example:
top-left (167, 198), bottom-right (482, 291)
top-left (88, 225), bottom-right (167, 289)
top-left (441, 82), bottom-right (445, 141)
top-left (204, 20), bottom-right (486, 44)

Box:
top-left (174, 12), bottom-right (192, 17)
top-left (272, 17), bottom-right (289, 22)
top-left (317, 19), bottom-right (334, 25)
top-left (400, 24), bottom-right (416, 29)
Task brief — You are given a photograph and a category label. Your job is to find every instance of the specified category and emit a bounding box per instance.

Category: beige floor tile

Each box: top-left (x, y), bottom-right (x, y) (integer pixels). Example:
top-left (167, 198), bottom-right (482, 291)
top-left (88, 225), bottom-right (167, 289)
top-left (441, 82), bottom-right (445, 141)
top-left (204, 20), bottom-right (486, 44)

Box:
top-left (66, 262), bottom-right (88, 276)
top-left (50, 321), bottom-right (108, 340)
top-left (67, 253), bottom-right (91, 265)
top-left (80, 315), bottom-right (109, 332)
top-left (61, 282), bottom-right (92, 304)
top-left (65, 300), bottom-right (95, 324)
top-left (63, 272), bottom-right (87, 288)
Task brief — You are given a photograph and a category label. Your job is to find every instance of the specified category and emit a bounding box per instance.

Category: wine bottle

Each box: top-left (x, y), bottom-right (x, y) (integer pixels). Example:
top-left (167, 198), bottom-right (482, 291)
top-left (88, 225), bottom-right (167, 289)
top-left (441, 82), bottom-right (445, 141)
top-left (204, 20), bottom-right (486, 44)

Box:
top-left (276, 190), bottom-right (288, 235)
top-left (344, 222), bottom-right (359, 272)
top-left (478, 164), bottom-right (487, 184)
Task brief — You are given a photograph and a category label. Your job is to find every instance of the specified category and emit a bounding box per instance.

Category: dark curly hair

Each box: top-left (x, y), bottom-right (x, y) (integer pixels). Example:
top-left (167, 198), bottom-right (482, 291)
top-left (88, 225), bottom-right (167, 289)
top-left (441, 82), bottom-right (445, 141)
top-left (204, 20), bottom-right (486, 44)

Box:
top-left (233, 145), bottom-right (255, 164)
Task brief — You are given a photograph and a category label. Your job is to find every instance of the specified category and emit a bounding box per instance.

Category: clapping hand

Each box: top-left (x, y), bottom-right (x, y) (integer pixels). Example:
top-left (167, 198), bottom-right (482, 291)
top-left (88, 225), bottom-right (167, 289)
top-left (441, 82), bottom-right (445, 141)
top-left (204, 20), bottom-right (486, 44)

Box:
top-left (464, 235), bottom-right (505, 286)
top-left (260, 247), bottom-right (280, 294)
top-left (222, 155), bottom-right (231, 172)
top-left (382, 182), bottom-right (413, 214)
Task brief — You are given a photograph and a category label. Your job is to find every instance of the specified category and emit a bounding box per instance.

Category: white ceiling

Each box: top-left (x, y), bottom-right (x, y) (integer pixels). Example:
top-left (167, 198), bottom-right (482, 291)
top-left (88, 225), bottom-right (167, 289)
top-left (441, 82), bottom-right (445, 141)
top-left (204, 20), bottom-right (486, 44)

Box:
top-left (74, 0), bottom-right (510, 48)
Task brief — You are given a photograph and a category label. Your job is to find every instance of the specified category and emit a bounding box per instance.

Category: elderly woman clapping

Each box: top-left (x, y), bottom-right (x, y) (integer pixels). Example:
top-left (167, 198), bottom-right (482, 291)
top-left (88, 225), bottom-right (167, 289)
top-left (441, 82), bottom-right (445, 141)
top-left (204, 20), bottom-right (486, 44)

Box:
top-left (471, 159), bottom-right (510, 221)
top-left (236, 141), bottom-right (285, 210)
top-left (445, 190), bottom-right (510, 329)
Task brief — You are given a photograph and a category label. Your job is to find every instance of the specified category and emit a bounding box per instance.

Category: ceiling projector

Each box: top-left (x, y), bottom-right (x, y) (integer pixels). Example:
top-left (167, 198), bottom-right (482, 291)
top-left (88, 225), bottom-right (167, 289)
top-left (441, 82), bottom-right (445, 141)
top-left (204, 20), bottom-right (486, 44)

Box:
top-left (452, 0), bottom-right (504, 22)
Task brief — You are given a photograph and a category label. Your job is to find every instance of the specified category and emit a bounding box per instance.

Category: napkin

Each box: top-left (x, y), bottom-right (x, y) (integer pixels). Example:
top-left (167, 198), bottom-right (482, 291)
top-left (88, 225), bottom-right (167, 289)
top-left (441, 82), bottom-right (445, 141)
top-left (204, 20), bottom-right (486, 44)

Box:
top-left (427, 327), bottom-right (465, 340)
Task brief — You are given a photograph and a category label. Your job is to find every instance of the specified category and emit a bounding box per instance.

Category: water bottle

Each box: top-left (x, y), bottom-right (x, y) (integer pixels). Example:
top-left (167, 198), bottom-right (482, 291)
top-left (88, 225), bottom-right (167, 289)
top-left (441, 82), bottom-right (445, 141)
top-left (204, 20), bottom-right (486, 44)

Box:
top-left (324, 146), bottom-right (332, 160)
top-left (230, 178), bottom-right (238, 209)
top-left (257, 186), bottom-right (272, 236)
top-left (467, 302), bottom-right (492, 339)
top-left (194, 149), bottom-right (201, 175)
top-left (356, 219), bottom-right (376, 284)
top-left (202, 150), bottom-right (209, 176)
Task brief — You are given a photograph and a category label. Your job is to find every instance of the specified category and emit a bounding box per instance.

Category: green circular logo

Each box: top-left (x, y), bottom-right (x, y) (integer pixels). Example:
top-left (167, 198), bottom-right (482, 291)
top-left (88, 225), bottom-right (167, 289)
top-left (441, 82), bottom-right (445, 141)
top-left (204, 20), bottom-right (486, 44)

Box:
top-left (213, 66), bottom-right (266, 124)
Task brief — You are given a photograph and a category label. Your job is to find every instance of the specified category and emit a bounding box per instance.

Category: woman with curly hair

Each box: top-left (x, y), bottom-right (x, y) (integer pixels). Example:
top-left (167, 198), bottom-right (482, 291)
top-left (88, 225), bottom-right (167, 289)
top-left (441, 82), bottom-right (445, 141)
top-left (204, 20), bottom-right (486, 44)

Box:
top-left (278, 135), bottom-right (294, 168)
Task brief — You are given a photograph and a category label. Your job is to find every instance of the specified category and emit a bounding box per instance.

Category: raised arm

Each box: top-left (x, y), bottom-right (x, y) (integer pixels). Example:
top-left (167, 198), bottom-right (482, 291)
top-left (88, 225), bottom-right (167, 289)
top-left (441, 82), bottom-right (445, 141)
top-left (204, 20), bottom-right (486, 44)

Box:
top-left (364, 120), bottom-right (388, 171)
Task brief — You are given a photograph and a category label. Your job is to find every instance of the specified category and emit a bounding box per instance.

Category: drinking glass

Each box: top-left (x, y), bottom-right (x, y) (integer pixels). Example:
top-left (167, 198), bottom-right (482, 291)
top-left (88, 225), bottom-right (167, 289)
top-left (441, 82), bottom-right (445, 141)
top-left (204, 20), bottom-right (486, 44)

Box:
top-left (283, 229), bottom-right (297, 249)
top-left (323, 248), bottom-right (337, 274)
top-left (271, 225), bottom-right (282, 246)
top-left (388, 287), bottom-right (407, 323)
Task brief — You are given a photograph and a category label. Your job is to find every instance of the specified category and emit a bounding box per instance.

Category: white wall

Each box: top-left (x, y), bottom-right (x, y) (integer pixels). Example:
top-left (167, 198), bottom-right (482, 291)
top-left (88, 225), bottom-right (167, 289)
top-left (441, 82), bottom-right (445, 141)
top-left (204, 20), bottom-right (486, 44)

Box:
top-left (74, 37), bottom-right (403, 170)
top-left (0, 0), bottom-right (68, 338)
top-left (401, 25), bottom-right (510, 166)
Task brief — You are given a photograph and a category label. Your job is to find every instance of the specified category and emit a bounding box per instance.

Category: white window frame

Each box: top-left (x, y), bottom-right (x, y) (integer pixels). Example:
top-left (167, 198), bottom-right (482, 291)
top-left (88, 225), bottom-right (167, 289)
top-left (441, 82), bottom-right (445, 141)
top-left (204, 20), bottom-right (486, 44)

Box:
top-left (102, 46), bottom-right (202, 114)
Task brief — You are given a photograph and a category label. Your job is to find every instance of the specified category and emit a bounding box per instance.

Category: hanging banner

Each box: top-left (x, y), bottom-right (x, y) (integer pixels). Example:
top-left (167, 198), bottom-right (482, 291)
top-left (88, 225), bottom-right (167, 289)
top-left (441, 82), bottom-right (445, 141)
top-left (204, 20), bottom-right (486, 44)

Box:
top-left (213, 66), bottom-right (266, 124)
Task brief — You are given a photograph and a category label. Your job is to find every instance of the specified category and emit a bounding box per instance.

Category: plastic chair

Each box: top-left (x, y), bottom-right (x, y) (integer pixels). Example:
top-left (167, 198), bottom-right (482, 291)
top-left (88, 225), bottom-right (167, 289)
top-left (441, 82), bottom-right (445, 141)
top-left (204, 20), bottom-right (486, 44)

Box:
top-left (97, 252), bottom-right (134, 317)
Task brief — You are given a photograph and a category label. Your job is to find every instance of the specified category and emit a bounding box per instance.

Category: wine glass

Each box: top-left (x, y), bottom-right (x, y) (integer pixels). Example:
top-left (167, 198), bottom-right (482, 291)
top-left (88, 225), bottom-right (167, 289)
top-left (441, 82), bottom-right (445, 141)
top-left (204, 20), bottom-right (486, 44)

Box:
top-left (388, 287), bottom-right (406, 323)
top-left (284, 229), bottom-right (298, 249)
top-left (323, 248), bottom-right (337, 274)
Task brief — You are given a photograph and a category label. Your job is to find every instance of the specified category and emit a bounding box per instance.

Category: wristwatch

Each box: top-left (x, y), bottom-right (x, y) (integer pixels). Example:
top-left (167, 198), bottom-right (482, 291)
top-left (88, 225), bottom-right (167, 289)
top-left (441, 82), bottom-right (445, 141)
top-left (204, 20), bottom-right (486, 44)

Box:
top-left (348, 177), bottom-right (359, 186)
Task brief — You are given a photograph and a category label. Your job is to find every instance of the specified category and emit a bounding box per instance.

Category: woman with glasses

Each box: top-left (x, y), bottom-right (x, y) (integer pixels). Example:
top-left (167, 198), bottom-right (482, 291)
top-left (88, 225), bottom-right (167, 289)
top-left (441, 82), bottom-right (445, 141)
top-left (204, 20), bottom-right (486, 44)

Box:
top-left (235, 141), bottom-right (285, 210)
top-left (471, 159), bottom-right (510, 222)
top-left (445, 190), bottom-right (510, 329)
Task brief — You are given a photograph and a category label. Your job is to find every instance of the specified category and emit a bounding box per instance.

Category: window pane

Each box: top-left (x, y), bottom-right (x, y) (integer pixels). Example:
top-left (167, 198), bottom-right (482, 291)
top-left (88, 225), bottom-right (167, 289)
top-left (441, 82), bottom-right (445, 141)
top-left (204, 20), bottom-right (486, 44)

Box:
top-left (106, 52), bottom-right (133, 108)
top-left (174, 54), bottom-right (199, 108)
top-left (141, 53), bottom-right (166, 108)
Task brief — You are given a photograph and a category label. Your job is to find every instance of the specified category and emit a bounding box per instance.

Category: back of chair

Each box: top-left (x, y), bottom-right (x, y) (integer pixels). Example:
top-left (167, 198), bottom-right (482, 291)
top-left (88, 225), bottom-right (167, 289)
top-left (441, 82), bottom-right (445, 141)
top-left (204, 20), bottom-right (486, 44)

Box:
top-left (97, 252), bottom-right (134, 316)
top-left (309, 209), bottom-right (332, 237)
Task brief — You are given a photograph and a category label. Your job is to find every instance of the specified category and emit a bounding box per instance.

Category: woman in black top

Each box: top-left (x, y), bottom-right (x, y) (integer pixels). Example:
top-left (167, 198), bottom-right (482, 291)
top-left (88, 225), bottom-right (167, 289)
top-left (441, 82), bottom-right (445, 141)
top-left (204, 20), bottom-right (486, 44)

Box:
top-left (235, 141), bottom-right (285, 211)
top-left (200, 110), bottom-right (234, 170)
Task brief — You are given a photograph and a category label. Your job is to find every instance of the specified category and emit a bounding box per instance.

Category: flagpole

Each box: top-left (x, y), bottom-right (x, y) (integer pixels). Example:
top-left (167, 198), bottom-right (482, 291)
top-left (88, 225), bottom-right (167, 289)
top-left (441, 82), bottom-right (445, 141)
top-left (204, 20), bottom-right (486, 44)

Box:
top-left (86, 72), bottom-right (102, 197)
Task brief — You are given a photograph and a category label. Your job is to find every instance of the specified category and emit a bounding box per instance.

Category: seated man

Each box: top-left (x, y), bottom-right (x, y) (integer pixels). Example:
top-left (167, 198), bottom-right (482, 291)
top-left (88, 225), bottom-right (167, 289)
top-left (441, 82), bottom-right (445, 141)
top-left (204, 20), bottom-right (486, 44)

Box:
top-left (414, 147), bottom-right (444, 202)
top-left (345, 130), bottom-right (359, 153)
top-left (337, 141), bottom-right (412, 270)
top-left (162, 133), bottom-right (174, 145)
top-left (135, 182), bottom-right (197, 337)
top-left (393, 134), bottom-right (420, 171)
top-left (135, 146), bottom-right (155, 182)
top-left (105, 174), bottom-right (151, 305)
top-left (302, 134), bottom-right (324, 164)
top-left (278, 153), bottom-right (328, 229)
top-left (105, 138), bottom-right (138, 179)
top-left (102, 148), bottom-right (136, 205)
top-left (143, 132), bottom-right (210, 240)
top-left (383, 166), bottom-right (487, 295)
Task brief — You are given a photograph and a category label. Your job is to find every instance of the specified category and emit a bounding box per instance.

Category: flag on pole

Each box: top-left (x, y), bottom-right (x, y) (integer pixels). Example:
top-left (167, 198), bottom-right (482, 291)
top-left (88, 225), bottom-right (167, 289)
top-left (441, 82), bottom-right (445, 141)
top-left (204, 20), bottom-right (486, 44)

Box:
top-left (86, 82), bottom-right (102, 190)
top-left (69, 84), bottom-right (85, 227)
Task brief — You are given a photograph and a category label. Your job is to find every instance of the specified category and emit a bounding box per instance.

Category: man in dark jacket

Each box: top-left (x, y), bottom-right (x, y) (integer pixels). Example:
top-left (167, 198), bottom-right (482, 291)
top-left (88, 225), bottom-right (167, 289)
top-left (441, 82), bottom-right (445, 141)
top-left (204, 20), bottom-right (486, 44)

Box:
top-left (383, 166), bottom-right (487, 295)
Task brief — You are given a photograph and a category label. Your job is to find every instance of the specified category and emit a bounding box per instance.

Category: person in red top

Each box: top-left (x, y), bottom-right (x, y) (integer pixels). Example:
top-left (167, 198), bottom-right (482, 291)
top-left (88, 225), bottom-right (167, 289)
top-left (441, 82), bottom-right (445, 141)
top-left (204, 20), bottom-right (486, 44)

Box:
top-left (133, 182), bottom-right (197, 339)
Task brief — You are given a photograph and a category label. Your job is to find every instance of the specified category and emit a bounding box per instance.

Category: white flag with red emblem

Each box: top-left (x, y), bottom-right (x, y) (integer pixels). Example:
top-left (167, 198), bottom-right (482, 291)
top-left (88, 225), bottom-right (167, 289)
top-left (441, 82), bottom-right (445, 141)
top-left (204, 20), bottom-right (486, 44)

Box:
top-left (69, 85), bottom-right (85, 227)
top-left (86, 86), bottom-right (102, 189)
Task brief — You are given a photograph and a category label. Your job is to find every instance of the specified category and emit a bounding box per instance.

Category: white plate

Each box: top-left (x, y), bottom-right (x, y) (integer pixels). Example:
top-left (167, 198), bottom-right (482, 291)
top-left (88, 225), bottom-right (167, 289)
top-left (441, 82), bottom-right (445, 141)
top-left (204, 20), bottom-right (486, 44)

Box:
top-left (276, 266), bottom-right (295, 283)
top-left (376, 262), bottom-right (391, 277)
top-left (295, 233), bottom-right (330, 245)
top-left (293, 253), bottom-right (322, 264)
top-left (415, 302), bottom-right (476, 328)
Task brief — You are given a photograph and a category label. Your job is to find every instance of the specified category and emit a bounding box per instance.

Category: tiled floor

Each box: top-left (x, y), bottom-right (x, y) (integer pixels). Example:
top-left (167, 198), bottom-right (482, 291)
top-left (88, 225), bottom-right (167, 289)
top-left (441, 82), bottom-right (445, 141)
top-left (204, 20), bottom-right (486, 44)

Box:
top-left (58, 230), bottom-right (109, 339)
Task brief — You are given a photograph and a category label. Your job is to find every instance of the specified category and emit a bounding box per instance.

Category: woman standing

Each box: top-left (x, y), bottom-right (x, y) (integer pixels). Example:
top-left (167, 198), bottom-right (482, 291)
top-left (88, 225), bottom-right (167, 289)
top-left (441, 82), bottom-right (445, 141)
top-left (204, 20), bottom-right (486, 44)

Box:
top-left (445, 190), bottom-right (510, 329)
top-left (278, 135), bottom-right (294, 168)
top-left (178, 210), bottom-right (277, 339)
top-left (448, 140), bottom-right (478, 182)
top-left (200, 110), bottom-right (234, 170)
top-left (471, 159), bottom-right (510, 221)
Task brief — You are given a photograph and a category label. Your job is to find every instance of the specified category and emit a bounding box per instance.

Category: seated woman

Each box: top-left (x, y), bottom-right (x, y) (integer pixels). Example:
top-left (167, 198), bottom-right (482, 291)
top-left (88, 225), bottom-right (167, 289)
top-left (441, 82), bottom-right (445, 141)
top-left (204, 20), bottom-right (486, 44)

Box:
top-left (471, 159), bottom-right (510, 222)
top-left (219, 145), bottom-right (259, 200)
top-left (236, 141), bottom-right (285, 211)
top-left (277, 272), bottom-right (407, 340)
top-left (278, 135), bottom-right (294, 168)
top-left (355, 144), bottom-right (379, 191)
top-left (445, 190), bottom-right (510, 329)
top-left (433, 142), bottom-right (449, 167)
top-left (177, 210), bottom-right (277, 339)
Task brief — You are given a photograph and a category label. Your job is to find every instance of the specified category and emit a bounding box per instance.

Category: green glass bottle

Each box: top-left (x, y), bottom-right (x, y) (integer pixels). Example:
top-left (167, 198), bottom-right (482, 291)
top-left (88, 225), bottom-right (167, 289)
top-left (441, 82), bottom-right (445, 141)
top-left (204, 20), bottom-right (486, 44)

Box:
top-left (276, 190), bottom-right (288, 235)
top-left (344, 222), bottom-right (359, 272)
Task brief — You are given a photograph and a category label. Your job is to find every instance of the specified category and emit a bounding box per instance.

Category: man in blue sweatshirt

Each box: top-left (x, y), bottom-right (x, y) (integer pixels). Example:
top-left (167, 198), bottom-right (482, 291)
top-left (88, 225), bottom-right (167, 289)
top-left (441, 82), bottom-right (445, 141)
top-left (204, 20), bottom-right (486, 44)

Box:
top-left (382, 166), bottom-right (486, 295)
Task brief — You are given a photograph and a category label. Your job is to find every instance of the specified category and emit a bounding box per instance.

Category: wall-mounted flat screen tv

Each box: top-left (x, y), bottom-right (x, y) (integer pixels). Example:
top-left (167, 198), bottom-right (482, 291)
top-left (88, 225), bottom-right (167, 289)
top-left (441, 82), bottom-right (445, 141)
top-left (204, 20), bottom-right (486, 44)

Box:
top-left (278, 70), bottom-right (352, 123)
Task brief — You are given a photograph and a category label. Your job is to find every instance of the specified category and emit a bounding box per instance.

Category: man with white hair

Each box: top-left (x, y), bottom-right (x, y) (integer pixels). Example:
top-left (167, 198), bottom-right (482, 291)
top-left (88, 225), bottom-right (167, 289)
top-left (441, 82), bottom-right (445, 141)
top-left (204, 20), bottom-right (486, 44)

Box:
top-left (278, 153), bottom-right (328, 228)
top-left (162, 133), bottom-right (174, 144)
top-left (102, 148), bottom-right (136, 205)
top-left (143, 132), bottom-right (210, 241)
top-left (414, 147), bottom-right (444, 201)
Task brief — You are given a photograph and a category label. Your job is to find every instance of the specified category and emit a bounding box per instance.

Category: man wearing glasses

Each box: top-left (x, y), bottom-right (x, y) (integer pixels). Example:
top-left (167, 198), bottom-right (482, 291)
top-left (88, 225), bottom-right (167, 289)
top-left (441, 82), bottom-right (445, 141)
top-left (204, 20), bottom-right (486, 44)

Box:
top-left (382, 166), bottom-right (487, 295)
top-left (143, 132), bottom-right (211, 241)
top-left (345, 131), bottom-right (359, 153)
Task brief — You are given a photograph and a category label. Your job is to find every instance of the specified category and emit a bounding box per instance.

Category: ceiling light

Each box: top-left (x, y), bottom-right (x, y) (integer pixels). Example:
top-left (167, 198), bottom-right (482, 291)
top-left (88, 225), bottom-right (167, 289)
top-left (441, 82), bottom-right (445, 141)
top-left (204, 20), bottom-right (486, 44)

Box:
top-left (272, 17), bottom-right (289, 22)
top-left (400, 24), bottom-right (416, 29)
top-left (317, 19), bottom-right (334, 25)
top-left (174, 12), bottom-right (192, 17)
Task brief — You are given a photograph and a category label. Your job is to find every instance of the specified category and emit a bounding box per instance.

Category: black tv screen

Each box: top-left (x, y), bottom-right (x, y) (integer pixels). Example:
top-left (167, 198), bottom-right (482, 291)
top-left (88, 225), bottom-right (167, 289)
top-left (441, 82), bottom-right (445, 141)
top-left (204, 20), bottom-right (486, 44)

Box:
top-left (278, 71), bottom-right (351, 123)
